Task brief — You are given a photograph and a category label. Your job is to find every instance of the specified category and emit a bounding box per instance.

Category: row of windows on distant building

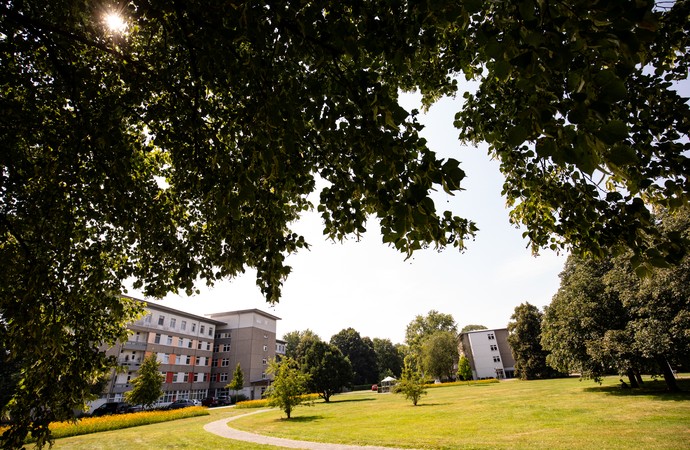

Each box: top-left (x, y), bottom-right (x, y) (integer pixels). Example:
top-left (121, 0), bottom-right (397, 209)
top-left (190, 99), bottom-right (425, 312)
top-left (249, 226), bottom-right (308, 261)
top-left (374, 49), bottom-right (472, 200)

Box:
top-left (153, 333), bottom-right (212, 350)
top-left (144, 313), bottom-right (215, 337)
top-left (154, 354), bottom-right (270, 368)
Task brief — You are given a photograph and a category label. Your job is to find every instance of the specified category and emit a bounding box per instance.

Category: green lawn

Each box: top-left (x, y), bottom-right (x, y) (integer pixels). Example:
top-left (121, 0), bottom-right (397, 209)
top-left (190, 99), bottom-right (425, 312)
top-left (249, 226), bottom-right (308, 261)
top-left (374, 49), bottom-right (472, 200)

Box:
top-left (50, 376), bottom-right (690, 449)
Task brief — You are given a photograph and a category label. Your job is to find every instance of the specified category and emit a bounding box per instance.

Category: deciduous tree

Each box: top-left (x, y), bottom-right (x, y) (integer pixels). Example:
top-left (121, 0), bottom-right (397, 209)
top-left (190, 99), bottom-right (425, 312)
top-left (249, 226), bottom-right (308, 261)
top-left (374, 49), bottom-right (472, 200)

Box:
top-left (457, 356), bottom-right (473, 382)
top-left (508, 303), bottom-right (560, 380)
top-left (265, 358), bottom-right (311, 419)
top-left (302, 341), bottom-right (352, 402)
top-left (124, 354), bottom-right (164, 409)
top-left (373, 338), bottom-right (404, 380)
top-left (330, 328), bottom-right (378, 385)
top-left (420, 330), bottom-right (459, 381)
top-left (226, 363), bottom-right (244, 404)
top-left (394, 364), bottom-right (427, 406)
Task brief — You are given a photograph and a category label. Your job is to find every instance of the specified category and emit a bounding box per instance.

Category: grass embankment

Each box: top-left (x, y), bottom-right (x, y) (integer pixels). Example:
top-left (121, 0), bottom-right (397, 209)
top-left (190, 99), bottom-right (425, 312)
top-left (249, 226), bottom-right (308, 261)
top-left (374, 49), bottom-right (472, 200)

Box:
top-left (47, 375), bottom-right (689, 449)
top-left (230, 376), bottom-right (690, 449)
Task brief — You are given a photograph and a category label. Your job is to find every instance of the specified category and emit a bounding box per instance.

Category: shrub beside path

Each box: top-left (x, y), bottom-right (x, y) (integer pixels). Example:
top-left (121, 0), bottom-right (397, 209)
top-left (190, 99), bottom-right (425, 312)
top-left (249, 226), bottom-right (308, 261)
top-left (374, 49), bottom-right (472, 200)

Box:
top-left (203, 409), bottom-right (413, 450)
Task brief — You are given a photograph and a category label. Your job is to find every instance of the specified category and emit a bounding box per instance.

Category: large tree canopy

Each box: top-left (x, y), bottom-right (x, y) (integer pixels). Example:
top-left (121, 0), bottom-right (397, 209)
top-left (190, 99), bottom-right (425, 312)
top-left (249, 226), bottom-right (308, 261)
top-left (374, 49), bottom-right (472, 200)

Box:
top-left (1, 0), bottom-right (689, 446)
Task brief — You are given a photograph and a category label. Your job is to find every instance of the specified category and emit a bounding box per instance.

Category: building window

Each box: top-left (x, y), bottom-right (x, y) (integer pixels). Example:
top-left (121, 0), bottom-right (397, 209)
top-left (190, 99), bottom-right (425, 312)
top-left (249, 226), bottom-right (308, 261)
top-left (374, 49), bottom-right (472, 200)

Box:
top-left (181, 320), bottom-right (187, 331)
top-left (222, 344), bottom-right (231, 352)
top-left (488, 333), bottom-right (495, 340)
top-left (158, 315), bottom-right (165, 326)
top-left (206, 342), bottom-right (211, 351)
top-left (262, 358), bottom-right (267, 365)
top-left (191, 323), bottom-right (196, 332)
top-left (186, 355), bottom-right (192, 365)
top-left (196, 356), bottom-right (205, 366)
top-left (144, 314), bottom-right (152, 324)
top-left (490, 344), bottom-right (498, 351)
top-left (200, 325), bottom-right (205, 334)
top-left (162, 354), bottom-right (169, 364)
top-left (261, 372), bottom-right (267, 380)
top-left (493, 356), bottom-right (501, 363)
top-left (212, 358), bottom-right (218, 367)
top-left (208, 327), bottom-right (213, 336)
top-left (170, 318), bottom-right (176, 328)
top-left (263, 345), bottom-right (268, 352)
top-left (197, 341), bottom-right (203, 350)
top-left (213, 344), bottom-right (220, 352)
top-left (178, 338), bottom-right (184, 347)
top-left (166, 335), bottom-right (173, 345)
top-left (154, 333), bottom-right (161, 344)
top-left (221, 358), bottom-right (229, 367)
top-left (220, 373), bottom-right (228, 382)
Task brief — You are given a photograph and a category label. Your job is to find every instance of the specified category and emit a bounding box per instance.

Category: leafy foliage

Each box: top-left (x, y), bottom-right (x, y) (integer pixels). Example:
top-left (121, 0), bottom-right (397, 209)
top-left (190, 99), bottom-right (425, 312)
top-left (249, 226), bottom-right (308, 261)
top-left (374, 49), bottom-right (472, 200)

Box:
top-left (372, 338), bottom-right (404, 380)
top-left (420, 330), bottom-right (459, 381)
top-left (283, 330), bottom-right (322, 361)
top-left (543, 209), bottom-right (690, 390)
top-left (457, 356), bottom-right (473, 381)
top-left (507, 302), bottom-right (561, 380)
top-left (265, 358), bottom-right (312, 419)
top-left (125, 354), bottom-right (164, 408)
top-left (226, 363), bottom-right (245, 403)
top-left (460, 324), bottom-right (488, 333)
top-left (405, 310), bottom-right (458, 351)
top-left (2, 0), bottom-right (689, 445)
top-left (393, 364), bottom-right (427, 406)
top-left (330, 328), bottom-right (378, 385)
top-left (302, 341), bottom-right (353, 402)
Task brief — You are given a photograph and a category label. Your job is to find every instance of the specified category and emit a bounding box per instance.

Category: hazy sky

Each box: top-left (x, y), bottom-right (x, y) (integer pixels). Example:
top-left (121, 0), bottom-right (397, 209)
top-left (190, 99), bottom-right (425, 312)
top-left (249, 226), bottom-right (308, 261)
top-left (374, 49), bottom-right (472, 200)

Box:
top-left (132, 87), bottom-right (569, 344)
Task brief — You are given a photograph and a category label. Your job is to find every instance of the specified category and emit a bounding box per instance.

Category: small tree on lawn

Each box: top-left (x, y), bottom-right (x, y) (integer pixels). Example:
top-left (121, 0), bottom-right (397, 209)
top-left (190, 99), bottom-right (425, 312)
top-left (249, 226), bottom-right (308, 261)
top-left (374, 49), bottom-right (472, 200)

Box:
top-left (226, 363), bottom-right (244, 404)
top-left (265, 357), bottom-right (311, 419)
top-left (394, 363), bottom-right (427, 406)
top-left (125, 354), bottom-right (164, 409)
top-left (457, 356), bottom-right (473, 382)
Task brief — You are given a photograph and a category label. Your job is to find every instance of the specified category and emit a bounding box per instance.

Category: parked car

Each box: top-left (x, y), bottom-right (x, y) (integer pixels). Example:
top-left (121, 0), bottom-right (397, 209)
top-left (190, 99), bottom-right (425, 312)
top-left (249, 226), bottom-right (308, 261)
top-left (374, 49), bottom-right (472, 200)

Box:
top-left (91, 402), bottom-right (137, 416)
top-left (201, 396), bottom-right (232, 407)
top-left (166, 399), bottom-right (196, 410)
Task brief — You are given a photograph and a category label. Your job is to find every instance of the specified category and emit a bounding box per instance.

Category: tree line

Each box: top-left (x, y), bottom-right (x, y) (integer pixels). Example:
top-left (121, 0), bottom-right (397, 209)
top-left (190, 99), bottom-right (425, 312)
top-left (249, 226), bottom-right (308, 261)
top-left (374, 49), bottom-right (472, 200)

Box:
top-left (508, 208), bottom-right (690, 392)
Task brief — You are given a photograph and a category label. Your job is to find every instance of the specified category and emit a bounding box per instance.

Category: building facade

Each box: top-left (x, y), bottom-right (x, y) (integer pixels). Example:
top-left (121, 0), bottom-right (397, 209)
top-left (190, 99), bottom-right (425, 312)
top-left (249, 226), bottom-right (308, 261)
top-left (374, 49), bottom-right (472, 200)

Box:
top-left (206, 309), bottom-right (281, 400)
top-left (99, 299), bottom-right (280, 406)
top-left (459, 328), bottom-right (515, 380)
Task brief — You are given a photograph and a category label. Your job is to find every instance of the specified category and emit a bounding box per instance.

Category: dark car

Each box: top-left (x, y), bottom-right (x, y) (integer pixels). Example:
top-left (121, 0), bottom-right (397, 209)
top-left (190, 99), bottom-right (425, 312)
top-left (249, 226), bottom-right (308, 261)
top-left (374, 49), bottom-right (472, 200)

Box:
top-left (91, 402), bottom-right (134, 416)
top-left (166, 399), bottom-right (196, 410)
top-left (202, 396), bottom-right (231, 407)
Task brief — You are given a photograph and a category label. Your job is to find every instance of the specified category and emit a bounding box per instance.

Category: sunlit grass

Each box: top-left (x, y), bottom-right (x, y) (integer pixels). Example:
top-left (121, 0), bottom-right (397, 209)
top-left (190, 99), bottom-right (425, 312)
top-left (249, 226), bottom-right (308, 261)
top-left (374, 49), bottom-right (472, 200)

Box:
top-left (230, 376), bottom-right (690, 449)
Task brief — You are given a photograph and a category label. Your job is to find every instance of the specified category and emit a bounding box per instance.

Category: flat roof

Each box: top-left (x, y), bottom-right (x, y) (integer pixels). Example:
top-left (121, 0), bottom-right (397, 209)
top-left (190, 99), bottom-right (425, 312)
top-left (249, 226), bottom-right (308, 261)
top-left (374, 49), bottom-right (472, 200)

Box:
top-left (206, 308), bottom-right (281, 321)
top-left (122, 295), bottom-right (226, 325)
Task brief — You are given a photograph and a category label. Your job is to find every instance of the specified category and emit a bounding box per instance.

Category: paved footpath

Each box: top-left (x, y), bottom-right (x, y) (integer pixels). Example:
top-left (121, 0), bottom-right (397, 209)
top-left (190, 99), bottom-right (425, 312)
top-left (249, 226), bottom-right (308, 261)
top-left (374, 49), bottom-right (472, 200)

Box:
top-left (203, 409), bottom-right (412, 450)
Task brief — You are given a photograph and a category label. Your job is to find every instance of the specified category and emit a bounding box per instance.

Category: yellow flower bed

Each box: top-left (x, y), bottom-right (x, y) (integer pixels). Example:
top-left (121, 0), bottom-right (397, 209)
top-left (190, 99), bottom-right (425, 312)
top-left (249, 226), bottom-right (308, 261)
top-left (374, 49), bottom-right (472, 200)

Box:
top-left (45, 406), bottom-right (209, 440)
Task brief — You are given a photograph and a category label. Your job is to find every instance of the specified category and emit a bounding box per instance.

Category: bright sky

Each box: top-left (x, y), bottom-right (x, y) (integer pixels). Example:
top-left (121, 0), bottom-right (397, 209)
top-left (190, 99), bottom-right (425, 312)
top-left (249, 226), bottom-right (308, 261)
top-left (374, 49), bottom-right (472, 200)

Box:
top-left (133, 87), bottom-right (569, 345)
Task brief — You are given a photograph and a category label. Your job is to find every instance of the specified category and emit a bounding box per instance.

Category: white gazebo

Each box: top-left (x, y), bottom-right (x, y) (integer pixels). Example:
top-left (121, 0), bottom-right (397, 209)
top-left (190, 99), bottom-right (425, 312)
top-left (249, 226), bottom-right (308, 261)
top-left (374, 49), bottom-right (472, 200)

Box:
top-left (379, 376), bottom-right (397, 393)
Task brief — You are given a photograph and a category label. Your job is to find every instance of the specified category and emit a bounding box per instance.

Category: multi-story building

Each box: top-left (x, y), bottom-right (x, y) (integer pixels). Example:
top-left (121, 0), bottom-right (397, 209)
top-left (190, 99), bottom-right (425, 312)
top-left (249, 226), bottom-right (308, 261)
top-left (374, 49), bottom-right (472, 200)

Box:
top-left (99, 299), bottom-right (280, 406)
top-left (459, 328), bottom-right (515, 380)
top-left (206, 309), bottom-right (281, 400)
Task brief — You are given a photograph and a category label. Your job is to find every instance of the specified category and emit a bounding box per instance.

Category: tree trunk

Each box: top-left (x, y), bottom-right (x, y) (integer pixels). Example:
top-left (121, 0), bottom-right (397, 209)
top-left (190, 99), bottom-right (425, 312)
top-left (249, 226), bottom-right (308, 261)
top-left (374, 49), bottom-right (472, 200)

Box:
top-left (634, 370), bottom-right (644, 386)
top-left (656, 356), bottom-right (680, 392)
top-left (626, 369), bottom-right (639, 388)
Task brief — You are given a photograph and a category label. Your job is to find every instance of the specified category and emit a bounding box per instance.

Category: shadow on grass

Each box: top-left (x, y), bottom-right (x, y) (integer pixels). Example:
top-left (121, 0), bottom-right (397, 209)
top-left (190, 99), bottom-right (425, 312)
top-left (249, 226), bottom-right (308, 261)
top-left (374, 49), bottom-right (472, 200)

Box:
top-left (583, 378), bottom-right (690, 401)
top-left (325, 397), bottom-right (376, 404)
top-left (415, 403), bottom-right (451, 407)
top-left (277, 415), bottom-right (324, 423)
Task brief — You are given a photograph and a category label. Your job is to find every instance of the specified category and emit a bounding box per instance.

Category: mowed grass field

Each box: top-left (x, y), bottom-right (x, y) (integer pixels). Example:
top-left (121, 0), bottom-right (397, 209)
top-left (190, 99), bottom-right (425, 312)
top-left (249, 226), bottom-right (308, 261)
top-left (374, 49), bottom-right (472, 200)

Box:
top-left (50, 375), bottom-right (690, 449)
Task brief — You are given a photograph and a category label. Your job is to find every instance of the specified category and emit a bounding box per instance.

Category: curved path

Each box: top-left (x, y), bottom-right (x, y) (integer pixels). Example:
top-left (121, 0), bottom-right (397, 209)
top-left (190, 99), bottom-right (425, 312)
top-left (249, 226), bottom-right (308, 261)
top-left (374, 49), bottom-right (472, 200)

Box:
top-left (203, 409), bottom-right (412, 450)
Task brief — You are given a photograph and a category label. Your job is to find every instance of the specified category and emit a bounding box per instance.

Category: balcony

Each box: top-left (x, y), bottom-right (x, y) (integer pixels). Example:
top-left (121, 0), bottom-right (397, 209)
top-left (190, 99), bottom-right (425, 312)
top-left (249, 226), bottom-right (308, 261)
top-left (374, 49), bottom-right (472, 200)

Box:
top-left (118, 358), bottom-right (142, 367)
top-left (123, 340), bottom-right (148, 350)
